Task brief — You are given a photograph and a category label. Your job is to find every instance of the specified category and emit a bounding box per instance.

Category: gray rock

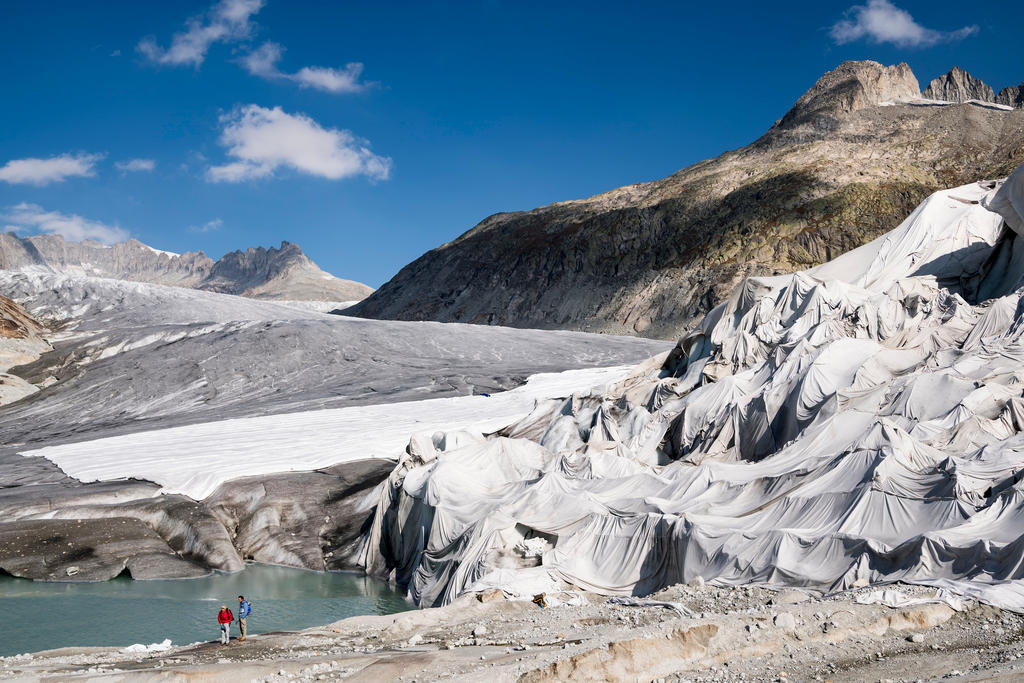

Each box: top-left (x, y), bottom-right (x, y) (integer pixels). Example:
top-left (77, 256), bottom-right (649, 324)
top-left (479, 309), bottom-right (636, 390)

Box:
top-left (922, 67), bottom-right (995, 103)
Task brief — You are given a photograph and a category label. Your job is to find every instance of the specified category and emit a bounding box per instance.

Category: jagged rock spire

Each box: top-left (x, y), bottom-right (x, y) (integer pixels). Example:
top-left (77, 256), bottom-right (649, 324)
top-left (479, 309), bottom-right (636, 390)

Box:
top-left (922, 66), bottom-right (995, 103)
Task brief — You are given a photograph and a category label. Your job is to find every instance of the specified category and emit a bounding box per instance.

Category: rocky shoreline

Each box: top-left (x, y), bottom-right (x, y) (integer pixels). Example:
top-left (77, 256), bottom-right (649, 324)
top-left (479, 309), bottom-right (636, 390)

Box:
top-left (3, 581), bottom-right (1023, 682)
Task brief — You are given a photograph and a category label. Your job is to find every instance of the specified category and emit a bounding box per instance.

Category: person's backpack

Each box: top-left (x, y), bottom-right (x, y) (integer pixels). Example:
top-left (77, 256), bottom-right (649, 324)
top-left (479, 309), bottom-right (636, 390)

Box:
top-left (243, 600), bottom-right (253, 617)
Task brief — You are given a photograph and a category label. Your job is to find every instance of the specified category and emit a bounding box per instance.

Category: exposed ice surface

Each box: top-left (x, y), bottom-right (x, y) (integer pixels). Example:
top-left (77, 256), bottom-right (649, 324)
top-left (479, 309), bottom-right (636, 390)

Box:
top-left (0, 271), bottom-right (669, 456)
top-left (272, 299), bottom-right (361, 313)
top-left (362, 164), bottom-right (1024, 612)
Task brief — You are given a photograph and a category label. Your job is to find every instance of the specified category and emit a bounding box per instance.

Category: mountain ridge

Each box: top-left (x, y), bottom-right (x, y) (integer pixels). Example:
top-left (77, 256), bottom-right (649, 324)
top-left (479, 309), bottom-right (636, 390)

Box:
top-left (345, 60), bottom-right (1024, 338)
top-left (0, 233), bottom-right (373, 303)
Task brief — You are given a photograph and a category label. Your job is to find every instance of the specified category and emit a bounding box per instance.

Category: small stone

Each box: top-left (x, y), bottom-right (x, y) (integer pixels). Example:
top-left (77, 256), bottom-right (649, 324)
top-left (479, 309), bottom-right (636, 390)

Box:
top-left (477, 589), bottom-right (504, 603)
top-left (473, 625), bottom-right (488, 637)
top-left (689, 576), bottom-right (705, 588)
top-left (773, 613), bottom-right (797, 630)
top-left (909, 634), bottom-right (925, 644)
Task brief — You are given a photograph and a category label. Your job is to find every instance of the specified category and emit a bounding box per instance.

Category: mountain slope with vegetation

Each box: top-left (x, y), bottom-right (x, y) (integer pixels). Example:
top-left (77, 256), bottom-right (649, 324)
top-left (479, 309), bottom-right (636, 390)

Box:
top-left (348, 62), bottom-right (1024, 339)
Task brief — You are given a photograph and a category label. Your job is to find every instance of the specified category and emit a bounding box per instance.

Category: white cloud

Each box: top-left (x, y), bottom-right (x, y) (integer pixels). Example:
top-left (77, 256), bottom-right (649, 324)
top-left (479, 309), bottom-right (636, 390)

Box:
top-left (138, 0), bottom-right (264, 67)
top-left (241, 41), bottom-right (370, 94)
top-left (206, 105), bottom-right (392, 183)
top-left (3, 203), bottom-right (129, 244)
top-left (190, 218), bottom-right (224, 233)
top-left (115, 158), bottom-right (156, 173)
top-left (830, 0), bottom-right (978, 47)
top-left (239, 40), bottom-right (282, 78)
top-left (0, 153), bottom-right (103, 186)
top-left (294, 64), bottom-right (366, 94)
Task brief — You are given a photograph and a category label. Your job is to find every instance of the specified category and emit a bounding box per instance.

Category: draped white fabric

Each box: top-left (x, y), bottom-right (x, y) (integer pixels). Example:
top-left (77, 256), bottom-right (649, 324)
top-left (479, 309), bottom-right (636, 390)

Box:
top-left (362, 167), bottom-right (1024, 612)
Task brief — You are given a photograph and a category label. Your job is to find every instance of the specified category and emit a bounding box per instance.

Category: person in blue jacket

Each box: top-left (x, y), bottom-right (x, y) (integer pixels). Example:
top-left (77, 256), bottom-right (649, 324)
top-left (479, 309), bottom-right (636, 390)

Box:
top-left (237, 595), bottom-right (252, 641)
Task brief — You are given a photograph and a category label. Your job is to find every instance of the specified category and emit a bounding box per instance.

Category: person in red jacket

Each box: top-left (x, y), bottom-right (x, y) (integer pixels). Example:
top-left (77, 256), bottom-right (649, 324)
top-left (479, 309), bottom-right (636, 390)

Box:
top-left (217, 604), bottom-right (234, 644)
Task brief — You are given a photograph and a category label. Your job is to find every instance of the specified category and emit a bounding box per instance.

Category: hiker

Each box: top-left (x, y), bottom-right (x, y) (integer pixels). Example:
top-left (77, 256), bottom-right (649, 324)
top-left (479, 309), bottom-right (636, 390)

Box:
top-left (237, 595), bottom-right (252, 641)
top-left (217, 604), bottom-right (234, 644)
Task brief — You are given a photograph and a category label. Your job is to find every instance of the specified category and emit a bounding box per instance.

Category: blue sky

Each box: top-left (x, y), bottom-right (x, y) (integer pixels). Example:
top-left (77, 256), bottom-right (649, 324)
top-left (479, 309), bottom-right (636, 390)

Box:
top-left (1, 0), bottom-right (1021, 287)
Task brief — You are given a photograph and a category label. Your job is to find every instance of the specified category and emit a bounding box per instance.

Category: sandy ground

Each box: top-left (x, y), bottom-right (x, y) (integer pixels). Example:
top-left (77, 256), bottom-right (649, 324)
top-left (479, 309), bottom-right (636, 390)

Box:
top-left (3, 582), bottom-right (1024, 682)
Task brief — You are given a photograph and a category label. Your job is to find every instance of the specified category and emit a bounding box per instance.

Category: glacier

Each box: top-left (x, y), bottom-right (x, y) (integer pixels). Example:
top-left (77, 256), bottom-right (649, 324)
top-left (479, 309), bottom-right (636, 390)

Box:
top-left (361, 162), bottom-right (1024, 612)
top-left (0, 272), bottom-right (666, 580)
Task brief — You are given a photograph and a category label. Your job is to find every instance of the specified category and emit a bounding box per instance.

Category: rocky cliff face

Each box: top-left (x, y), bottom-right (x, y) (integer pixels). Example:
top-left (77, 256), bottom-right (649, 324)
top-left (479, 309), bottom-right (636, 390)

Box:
top-left (997, 84), bottom-right (1024, 108)
top-left (922, 66), bottom-right (996, 103)
top-left (0, 234), bottom-right (212, 286)
top-left (0, 234), bottom-right (373, 302)
top-left (0, 295), bottom-right (50, 404)
top-left (347, 60), bottom-right (1024, 339)
top-left (0, 295), bottom-right (44, 340)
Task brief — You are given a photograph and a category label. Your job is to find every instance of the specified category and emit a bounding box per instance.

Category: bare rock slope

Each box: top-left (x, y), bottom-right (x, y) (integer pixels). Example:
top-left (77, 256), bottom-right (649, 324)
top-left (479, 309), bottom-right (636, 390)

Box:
top-left (347, 61), bottom-right (1024, 339)
top-left (0, 233), bottom-right (373, 302)
top-left (0, 295), bottom-right (49, 405)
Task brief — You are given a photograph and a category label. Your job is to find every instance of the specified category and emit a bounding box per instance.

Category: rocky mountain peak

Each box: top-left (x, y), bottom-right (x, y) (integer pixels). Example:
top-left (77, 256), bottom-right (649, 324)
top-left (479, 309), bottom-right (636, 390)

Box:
top-left (772, 60), bottom-right (920, 132)
top-left (0, 233), bottom-right (373, 303)
top-left (922, 66), bottom-right (995, 103)
top-left (209, 241), bottom-right (311, 284)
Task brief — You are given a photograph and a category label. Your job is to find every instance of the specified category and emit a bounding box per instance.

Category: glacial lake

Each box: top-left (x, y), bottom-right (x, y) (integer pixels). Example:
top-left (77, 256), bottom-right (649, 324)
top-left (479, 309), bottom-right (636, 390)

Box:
top-left (0, 564), bottom-right (412, 657)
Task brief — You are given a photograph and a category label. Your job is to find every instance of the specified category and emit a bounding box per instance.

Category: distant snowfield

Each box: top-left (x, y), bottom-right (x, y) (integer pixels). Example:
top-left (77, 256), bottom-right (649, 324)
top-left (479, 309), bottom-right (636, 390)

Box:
top-left (21, 365), bottom-right (633, 500)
